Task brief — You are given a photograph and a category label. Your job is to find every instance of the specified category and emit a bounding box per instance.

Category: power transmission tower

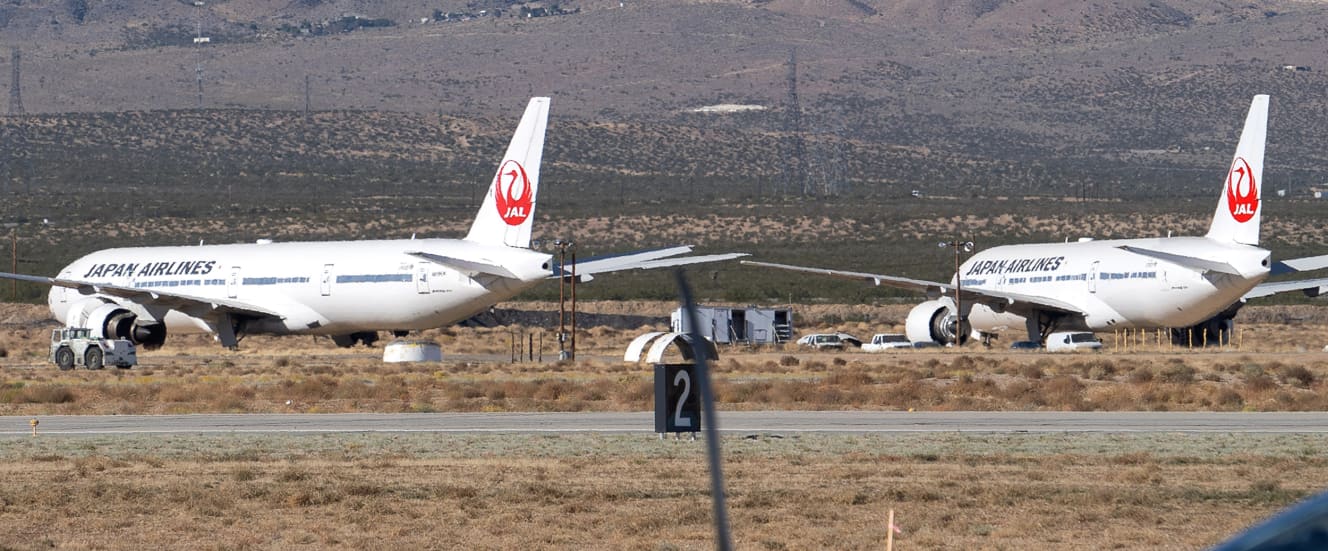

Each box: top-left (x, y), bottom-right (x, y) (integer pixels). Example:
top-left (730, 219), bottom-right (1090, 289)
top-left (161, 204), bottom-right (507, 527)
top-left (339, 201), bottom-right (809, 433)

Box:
top-left (784, 48), bottom-right (807, 196)
top-left (194, 8), bottom-right (205, 109)
top-left (8, 48), bottom-right (22, 116)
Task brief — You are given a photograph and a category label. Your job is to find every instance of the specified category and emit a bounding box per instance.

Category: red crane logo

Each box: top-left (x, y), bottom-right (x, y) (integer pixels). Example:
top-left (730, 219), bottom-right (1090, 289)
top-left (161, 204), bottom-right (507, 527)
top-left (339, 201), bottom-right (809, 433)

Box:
top-left (1226, 157), bottom-right (1258, 223)
top-left (494, 160), bottom-right (533, 226)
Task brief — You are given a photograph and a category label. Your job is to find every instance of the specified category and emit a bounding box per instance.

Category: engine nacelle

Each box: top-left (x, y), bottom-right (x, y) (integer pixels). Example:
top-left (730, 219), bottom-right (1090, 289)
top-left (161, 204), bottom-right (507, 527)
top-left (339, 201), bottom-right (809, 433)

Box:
top-left (65, 299), bottom-right (168, 349)
top-left (905, 299), bottom-right (970, 346)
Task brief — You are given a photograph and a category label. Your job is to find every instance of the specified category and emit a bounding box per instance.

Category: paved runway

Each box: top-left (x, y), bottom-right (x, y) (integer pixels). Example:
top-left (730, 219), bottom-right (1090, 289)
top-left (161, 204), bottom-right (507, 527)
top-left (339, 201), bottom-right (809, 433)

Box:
top-left (4, 411), bottom-right (1328, 435)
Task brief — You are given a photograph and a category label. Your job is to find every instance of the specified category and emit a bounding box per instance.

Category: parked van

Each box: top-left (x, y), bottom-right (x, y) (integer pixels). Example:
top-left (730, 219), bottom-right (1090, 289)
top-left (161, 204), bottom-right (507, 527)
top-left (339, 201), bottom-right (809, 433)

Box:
top-left (1046, 331), bottom-right (1102, 352)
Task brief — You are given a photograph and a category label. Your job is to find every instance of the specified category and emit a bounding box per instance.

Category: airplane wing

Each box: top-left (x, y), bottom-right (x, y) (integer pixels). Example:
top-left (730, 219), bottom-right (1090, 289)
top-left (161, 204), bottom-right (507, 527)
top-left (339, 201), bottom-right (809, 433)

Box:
top-left (556, 246), bottom-right (747, 281)
top-left (740, 260), bottom-right (1083, 316)
top-left (0, 270), bottom-right (285, 319)
top-left (1243, 277), bottom-right (1328, 300)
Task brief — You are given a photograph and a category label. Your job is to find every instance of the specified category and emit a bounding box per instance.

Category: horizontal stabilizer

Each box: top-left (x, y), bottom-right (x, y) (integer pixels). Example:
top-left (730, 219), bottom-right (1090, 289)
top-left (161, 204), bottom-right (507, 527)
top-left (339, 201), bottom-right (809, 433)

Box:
top-left (558, 245), bottom-right (694, 276)
top-left (1271, 254), bottom-right (1328, 276)
top-left (407, 252), bottom-right (519, 279)
top-left (1244, 277), bottom-right (1328, 300)
top-left (556, 245), bottom-right (747, 279)
top-left (1119, 246), bottom-right (1242, 276)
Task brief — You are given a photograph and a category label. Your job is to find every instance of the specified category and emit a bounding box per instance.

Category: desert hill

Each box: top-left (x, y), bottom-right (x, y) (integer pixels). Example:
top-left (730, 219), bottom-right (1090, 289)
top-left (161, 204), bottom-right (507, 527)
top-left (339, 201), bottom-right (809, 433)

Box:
top-left (1, 0), bottom-right (1327, 201)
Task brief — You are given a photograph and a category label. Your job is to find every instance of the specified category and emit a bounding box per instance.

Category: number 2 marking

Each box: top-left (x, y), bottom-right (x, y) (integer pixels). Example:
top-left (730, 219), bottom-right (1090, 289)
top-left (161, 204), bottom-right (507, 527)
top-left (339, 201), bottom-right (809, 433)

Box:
top-left (673, 370), bottom-right (692, 428)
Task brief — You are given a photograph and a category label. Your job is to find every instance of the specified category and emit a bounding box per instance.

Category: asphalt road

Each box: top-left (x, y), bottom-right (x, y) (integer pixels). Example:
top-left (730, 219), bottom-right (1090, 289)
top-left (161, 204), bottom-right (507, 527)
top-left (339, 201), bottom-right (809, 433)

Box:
top-left (4, 411), bottom-right (1328, 435)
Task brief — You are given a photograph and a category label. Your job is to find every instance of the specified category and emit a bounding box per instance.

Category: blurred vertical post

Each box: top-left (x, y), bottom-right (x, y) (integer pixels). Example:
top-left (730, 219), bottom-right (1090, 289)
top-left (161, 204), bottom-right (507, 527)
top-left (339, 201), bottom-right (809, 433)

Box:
top-left (673, 269), bottom-right (732, 551)
top-left (887, 509), bottom-right (896, 551)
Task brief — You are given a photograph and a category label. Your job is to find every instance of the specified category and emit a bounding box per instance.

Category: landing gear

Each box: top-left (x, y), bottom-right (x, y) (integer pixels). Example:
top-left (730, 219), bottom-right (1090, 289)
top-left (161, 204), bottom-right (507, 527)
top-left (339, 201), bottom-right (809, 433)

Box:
top-left (332, 332), bottom-right (380, 348)
top-left (1022, 310), bottom-right (1065, 346)
top-left (1171, 317), bottom-right (1234, 347)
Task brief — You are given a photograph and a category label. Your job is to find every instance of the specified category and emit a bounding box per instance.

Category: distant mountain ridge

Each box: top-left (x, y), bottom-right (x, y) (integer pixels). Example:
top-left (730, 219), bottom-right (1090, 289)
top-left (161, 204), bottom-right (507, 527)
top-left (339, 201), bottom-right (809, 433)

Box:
top-left (2, 0), bottom-right (1326, 199)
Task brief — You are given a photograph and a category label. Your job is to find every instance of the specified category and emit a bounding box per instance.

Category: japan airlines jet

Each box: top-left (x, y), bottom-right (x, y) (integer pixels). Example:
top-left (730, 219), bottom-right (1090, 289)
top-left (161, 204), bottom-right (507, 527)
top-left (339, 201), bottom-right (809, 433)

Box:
top-left (745, 95), bottom-right (1328, 346)
top-left (0, 98), bottom-right (744, 349)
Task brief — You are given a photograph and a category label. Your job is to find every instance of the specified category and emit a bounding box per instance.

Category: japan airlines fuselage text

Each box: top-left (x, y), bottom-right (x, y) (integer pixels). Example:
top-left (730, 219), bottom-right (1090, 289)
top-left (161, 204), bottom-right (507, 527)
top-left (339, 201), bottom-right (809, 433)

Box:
top-left (964, 256), bottom-right (1065, 276)
top-left (82, 260), bottom-right (218, 279)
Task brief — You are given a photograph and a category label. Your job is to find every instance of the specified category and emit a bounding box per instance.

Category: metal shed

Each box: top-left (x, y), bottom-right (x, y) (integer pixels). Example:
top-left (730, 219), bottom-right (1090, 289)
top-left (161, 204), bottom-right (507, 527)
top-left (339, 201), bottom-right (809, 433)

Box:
top-left (670, 306), bottom-right (792, 345)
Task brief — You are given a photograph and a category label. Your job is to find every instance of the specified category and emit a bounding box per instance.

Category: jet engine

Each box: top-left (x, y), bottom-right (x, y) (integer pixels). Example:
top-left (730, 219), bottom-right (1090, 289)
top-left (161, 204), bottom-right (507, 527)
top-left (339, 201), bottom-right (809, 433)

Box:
top-left (904, 299), bottom-right (970, 346)
top-left (65, 299), bottom-right (168, 349)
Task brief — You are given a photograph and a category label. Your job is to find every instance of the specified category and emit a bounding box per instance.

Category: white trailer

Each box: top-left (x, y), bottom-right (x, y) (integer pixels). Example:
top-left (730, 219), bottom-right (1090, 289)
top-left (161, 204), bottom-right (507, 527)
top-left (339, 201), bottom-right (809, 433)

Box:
top-left (671, 306), bottom-right (792, 345)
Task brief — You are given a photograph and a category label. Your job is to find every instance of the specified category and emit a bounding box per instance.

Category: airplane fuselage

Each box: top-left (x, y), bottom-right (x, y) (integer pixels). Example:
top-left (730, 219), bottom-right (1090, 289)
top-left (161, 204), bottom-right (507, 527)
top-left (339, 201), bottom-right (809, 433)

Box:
top-left (49, 238), bottom-right (553, 337)
top-left (954, 236), bottom-right (1270, 334)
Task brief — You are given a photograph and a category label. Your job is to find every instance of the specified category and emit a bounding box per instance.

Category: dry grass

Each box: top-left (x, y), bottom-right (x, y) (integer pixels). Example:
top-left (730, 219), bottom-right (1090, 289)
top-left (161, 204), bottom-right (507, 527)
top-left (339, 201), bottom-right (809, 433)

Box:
top-left (0, 432), bottom-right (1322, 550)
top-left (3, 302), bottom-right (1328, 415)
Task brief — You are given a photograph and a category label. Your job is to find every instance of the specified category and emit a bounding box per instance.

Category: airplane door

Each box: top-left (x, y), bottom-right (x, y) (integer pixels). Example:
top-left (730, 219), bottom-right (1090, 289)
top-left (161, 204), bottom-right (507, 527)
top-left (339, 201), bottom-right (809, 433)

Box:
top-left (227, 267), bottom-right (240, 299)
top-left (1089, 261), bottom-right (1099, 294)
top-left (416, 265), bottom-right (430, 294)
top-left (321, 264), bottom-right (333, 296)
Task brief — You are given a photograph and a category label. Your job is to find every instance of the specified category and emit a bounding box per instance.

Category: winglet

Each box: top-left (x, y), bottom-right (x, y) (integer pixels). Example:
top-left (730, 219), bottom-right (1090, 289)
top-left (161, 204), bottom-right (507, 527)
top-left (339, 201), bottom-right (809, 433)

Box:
top-left (465, 97), bottom-right (550, 248)
top-left (1206, 95), bottom-right (1267, 246)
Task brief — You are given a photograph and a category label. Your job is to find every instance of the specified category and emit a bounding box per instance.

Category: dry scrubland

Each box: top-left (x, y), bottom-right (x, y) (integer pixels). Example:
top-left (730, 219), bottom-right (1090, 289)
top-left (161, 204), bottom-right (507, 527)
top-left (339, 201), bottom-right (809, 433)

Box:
top-left (1, 303), bottom-right (1328, 415)
top-left (0, 432), bottom-right (1324, 549)
top-left (2, 303), bottom-right (1328, 549)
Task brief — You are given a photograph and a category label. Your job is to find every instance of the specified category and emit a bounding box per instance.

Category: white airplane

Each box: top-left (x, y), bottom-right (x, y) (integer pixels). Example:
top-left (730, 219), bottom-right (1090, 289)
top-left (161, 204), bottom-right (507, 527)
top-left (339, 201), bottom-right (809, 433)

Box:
top-left (0, 98), bottom-right (745, 349)
top-left (745, 95), bottom-right (1328, 346)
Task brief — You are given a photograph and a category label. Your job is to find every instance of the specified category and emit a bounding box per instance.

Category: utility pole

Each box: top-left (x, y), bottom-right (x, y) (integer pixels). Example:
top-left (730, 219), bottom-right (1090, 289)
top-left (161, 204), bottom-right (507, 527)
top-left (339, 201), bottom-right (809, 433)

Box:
top-left (940, 239), bottom-right (974, 345)
top-left (570, 248), bottom-right (577, 361)
top-left (193, 6), bottom-right (208, 109)
top-left (9, 230), bottom-right (16, 301)
top-left (784, 48), bottom-right (807, 196)
top-left (8, 48), bottom-right (22, 116)
top-left (556, 239), bottom-right (572, 360)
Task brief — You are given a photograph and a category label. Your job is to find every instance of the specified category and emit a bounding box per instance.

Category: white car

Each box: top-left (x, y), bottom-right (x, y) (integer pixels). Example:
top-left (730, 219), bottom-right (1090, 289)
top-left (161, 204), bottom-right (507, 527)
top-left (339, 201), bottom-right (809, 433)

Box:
top-left (863, 333), bottom-right (912, 352)
top-left (1046, 331), bottom-right (1103, 352)
top-left (796, 334), bottom-right (844, 350)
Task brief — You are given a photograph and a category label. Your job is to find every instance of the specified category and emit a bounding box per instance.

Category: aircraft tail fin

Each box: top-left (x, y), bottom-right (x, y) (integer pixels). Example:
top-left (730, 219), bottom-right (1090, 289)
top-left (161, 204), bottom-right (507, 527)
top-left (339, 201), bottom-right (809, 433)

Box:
top-left (464, 97), bottom-right (550, 248)
top-left (1206, 95), bottom-right (1267, 246)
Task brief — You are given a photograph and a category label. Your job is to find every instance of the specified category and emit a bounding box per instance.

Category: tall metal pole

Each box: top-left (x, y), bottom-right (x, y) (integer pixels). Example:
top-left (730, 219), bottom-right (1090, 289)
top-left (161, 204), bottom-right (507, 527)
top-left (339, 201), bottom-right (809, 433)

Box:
top-left (8, 48), bottom-right (22, 116)
top-left (9, 230), bottom-right (15, 301)
top-left (954, 244), bottom-right (961, 334)
top-left (557, 241), bottom-right (566, 358)
top-left (570, 248), bottom-right (577, 360)
top-left (940, 239), bottom-right (973, 344)
top-left (674, 270), bottom-right (733, 551)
